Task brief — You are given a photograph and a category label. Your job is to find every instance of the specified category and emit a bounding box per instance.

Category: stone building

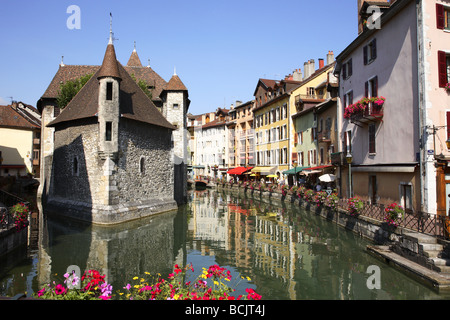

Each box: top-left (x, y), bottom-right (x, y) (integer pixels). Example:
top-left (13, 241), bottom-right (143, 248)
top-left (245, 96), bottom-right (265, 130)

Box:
top-left (37, 35), bottom-right (189, 224)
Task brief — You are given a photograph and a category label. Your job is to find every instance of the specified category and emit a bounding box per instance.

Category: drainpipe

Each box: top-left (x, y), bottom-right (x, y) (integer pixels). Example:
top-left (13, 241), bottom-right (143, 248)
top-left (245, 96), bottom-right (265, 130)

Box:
top-left (416, 0), bottom-right (426, 213)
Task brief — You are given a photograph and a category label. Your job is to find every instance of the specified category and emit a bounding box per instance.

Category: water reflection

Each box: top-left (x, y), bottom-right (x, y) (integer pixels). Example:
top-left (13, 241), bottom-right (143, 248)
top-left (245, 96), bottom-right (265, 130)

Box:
top-left (1, 189), bottom-right (448, 299)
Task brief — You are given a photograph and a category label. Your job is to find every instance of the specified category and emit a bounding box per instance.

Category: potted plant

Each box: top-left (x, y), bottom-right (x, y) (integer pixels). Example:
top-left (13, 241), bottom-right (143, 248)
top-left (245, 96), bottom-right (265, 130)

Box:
top-left (10, 202), bottom-right (30, 231)
top-left (324, 192), bottom-right (339, 211)
top-left (347, 197), bottom-right (364, 216)
top-left (384, 203), bottom-right (404, 227)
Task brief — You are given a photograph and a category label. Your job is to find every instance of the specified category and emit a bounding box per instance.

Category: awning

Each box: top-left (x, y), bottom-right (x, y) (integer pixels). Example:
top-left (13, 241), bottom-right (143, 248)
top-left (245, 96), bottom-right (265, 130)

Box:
top-left (282, 166), bottom-right (310, 175)
top-left (0, 165), bottom-right (26, 169)
top-left (251, 167), bottom-right (276, 175)
top-left (303, 165), bottom-right (333, 171)
top-left (302, 170), bottom-right (322, 175)
top-left (227, 166), bottom-right (253, 175)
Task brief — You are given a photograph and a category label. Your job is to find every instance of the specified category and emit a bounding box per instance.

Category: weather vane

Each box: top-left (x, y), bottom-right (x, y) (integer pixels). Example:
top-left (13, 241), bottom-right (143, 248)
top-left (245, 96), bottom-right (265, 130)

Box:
top-left (108, 13), bottom-right (118, 44)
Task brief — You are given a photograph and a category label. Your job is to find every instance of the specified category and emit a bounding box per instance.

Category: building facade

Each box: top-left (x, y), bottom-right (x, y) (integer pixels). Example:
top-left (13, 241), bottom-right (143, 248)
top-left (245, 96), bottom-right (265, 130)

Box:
top-left (335, 0), bottom-right (421, 211)
top-left (418, 0), bottom-right (450, 216)
top-left (0, 102), bottom-right (41, 178)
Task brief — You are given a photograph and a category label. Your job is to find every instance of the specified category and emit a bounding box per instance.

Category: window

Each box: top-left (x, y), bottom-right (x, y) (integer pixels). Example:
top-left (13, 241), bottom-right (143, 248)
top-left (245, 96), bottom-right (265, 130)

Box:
top-left (363, 39), bottom-right (377, 65)
top-left (369, 175), bottom-right (377, 204)
top-left (106, 82), bottom-right (113, 101)
top-left (369, 123), bottom-right (376, 154)
top-left (365, 76), bottom-right (378, 98)
top-left (173, 103), bottom-right (179, 109)
top-left (105, 121), bottom-right (112, 141)
top-left (140, 157), bottom-right (145, 174)
top-left (438, 51), bottom-right (450, 87)
top-left (342, 58), bottom-right (353, 79)
top-left (400, 183), bottom-right (413, 211)
top-left (73, 156), bottom-right (79, 176)
top-left (343, 91), bottom-right (353, 112)
top-left (343, 130), bottom-right (352, 155)
top-left (436, 3), bottom-right (450, 30)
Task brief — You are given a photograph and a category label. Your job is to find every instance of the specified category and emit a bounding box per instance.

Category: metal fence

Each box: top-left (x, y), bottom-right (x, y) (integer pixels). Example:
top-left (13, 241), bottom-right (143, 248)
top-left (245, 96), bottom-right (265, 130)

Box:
top-left (337, 198), bottom-right (450, 240)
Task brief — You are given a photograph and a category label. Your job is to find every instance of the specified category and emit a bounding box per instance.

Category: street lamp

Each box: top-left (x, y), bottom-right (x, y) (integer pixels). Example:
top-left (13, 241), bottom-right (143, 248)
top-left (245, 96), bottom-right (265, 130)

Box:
top-left (346, 152), bottom-right (353, 198)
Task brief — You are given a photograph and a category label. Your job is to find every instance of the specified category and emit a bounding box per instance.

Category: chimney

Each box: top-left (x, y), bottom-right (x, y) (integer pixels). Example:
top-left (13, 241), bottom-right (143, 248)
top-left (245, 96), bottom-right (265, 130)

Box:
top-left (293, 68), bottom-right (303, 81)
top-left (303, 61), bottom-right (310, 79)
top-left (309, 59), bottom-right (315, 76)
top-left (327, 51), bottom-right (335, 65)
top-left (319, 58), bottom-right (324, 69)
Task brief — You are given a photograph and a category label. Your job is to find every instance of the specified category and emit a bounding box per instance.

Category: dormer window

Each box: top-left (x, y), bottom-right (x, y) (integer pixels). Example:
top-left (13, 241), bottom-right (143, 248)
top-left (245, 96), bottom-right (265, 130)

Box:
top-left (106, 82), bottom-right (113, 100)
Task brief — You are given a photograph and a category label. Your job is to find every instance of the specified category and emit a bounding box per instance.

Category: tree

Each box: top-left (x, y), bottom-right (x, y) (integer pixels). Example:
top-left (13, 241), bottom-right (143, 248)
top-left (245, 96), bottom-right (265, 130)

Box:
top-left (56, 73), bottom-right (93, 109)
top-left (130, 74), bottom-right (153, 100)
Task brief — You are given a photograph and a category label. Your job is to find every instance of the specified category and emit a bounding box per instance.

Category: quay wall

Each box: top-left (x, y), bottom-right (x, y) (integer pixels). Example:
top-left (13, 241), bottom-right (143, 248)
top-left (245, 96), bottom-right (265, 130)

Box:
top-left (0, 226), bottom-right (28, 257)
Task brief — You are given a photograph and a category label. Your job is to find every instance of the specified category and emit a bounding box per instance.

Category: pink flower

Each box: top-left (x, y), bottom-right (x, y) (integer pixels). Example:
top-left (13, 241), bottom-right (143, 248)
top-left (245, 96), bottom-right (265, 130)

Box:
top-left (54, 284), bottom-right (67, 295)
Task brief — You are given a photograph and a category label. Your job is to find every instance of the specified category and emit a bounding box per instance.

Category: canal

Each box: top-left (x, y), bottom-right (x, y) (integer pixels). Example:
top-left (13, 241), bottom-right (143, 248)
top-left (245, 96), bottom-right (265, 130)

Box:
top-left (1, 188), bottom-right (449, 300)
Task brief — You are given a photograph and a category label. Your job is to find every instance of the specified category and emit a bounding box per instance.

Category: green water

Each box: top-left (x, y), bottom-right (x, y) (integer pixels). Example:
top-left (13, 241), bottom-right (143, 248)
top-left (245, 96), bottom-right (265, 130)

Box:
top-left (1, 189), bottom-right (449, 299)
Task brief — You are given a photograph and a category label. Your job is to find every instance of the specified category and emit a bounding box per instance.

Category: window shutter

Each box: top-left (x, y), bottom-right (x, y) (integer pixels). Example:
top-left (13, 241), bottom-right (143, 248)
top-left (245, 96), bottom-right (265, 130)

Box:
top-left (348, 59), bottom-right (353, 77)
top-left (437, 3), bottom-right (445, 30)
top-left (365, 81), bottom-right (369, 97)
top-left (363, 46), bottom-right (368, 65)
top-left (343, 94), bottom-right (347, 108)
top-left (369, 124), bottom-right (376, 154)
top-left (447, 112), bottom-right (450, 140)
top-left (342, 63), bottom-right (347, 79)
top-left (343, 131), bottom-right (348, 155)
top-left (294, 132), bottom-right (298, 144)
top-left (374, 76), bottom-right (378, 97)
top-left (438, 50), bottom-right (448, 87)
top-left (371, 39), bottom-right (377, 60)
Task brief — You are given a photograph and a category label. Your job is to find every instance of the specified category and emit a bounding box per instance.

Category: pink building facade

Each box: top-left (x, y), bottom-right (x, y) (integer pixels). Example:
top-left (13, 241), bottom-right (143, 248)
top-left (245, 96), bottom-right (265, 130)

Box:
top-left (336, 0), bottom-right (421, 211)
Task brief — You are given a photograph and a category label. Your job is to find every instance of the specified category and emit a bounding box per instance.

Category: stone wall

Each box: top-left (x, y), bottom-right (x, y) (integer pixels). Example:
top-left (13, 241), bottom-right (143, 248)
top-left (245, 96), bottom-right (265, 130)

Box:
top-left (47, 117), bottom-right (177, 224)
top-left (116, 119), bottom-right (174, 204)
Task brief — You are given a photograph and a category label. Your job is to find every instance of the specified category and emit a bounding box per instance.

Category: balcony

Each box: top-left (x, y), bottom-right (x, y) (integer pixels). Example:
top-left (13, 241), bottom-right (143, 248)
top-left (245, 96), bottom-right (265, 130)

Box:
top-left (345, 97), bottom-right (385, 124)
top-left (318, 131), bottom-right (331, 143)
top-left (350, 103), bottom-right (383, 124)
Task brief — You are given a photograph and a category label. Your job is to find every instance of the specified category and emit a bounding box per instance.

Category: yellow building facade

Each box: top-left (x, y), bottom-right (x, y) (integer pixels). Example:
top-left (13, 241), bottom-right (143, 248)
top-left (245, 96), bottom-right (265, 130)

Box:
top-left (253, 79), bottom-right (294, 180)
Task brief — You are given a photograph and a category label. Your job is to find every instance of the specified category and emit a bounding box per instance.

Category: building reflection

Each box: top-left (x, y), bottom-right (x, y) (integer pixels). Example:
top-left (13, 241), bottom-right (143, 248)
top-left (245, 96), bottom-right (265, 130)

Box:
top-left (188, 189), bottom-right (442, 300)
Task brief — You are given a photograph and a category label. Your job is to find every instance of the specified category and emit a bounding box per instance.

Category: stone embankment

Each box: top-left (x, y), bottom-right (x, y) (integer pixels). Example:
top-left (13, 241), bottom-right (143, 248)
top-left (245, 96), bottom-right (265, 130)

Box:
top-left (216, 183), bottom-right (450, 292)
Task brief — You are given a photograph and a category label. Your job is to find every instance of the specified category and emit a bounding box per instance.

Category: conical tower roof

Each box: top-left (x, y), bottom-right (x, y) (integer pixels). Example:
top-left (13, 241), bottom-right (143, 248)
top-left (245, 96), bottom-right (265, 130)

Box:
top-left (97, 43), bottom-right (121, 80)
top-left (164, 70), bottom-right (188, 91)
top-left (127, 43), bottom-right (143, 67)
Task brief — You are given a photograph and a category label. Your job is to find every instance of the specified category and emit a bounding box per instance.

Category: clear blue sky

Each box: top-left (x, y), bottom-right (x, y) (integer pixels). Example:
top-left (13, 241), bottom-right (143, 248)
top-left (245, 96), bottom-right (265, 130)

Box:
top-left (0, 0), bottom-right (358, 115)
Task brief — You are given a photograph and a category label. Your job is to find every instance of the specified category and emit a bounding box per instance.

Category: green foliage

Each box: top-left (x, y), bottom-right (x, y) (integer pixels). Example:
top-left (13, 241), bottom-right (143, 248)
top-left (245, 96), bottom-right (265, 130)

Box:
top-left (130, 74), bottom-right (153, 100)
top-left (56, 73), bottom-right (93, 109)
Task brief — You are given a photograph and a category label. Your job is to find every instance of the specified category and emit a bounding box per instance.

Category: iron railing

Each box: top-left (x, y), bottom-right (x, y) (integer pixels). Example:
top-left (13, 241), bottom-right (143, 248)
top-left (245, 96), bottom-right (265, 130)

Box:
top-left (337, 198), bottom-right (450, 240)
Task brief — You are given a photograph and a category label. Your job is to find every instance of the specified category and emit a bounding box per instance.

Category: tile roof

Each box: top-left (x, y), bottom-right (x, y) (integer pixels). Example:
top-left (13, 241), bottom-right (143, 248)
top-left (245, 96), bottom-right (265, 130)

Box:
top-left (47, 44), bottom-right (175, 130)
top-left (0, 104), bottom-right (41, 129)
top-left (163, 74), bottom-right (188, 92)
top-left (126, 50), bottom-right (143, 67)
top-left (97, 43), bottom-right (121, 80)
top-left (39, 50), bottom-right (168, 109)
